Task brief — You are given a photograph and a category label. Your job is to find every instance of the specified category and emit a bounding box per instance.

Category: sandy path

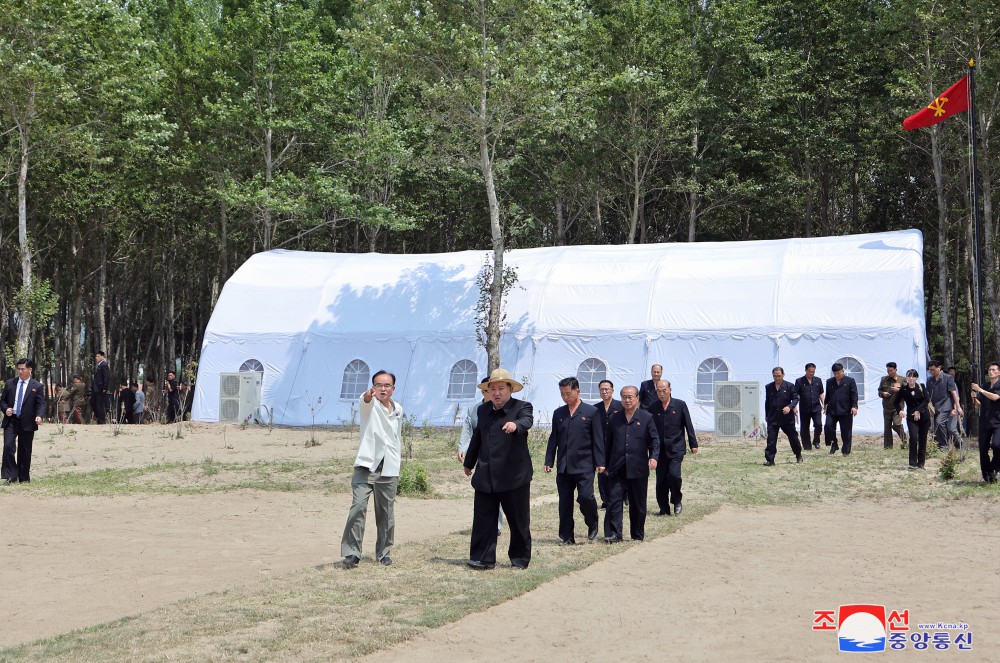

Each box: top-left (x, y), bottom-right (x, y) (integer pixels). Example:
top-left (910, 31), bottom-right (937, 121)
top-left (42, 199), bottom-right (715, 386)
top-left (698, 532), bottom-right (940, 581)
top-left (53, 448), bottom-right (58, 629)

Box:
top-left (364, 500), bottom-right (1000, 662)
top-left (0, 491), bottom-right (468, 648)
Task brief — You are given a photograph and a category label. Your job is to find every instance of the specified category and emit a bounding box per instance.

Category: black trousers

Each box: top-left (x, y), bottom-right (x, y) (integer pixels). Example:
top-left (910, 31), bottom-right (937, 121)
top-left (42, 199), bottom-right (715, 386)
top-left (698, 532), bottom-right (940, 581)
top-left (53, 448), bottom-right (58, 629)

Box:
top-left (470, 483), bottom-right (531, 567)
top-left (765, 419), bottom-right (802, 463)
top-left (883, 410), bottom-right (907, 448)
top-left (655, 456), bottom-right (684, 511)
top-left (555, 472), bottom-right (598, 543)
top-left (977, 422), bottom-right (1000, 481)
top-left (2, 419), bottom-right (34, 482)
top-left (604, 472), bottom-right (648, 541)
top-left (906, 414), bottom-right (931, 468)
top-left (166, 400), bottom-right (181, 423)
top-left (597, 471), bottom-right (610, 506)
top-left (91, 392), bottom-right (109, 424)
top-left (825, 413), bottom-right (854, 454)
top-left (799, 409), bottom-right (822, 449)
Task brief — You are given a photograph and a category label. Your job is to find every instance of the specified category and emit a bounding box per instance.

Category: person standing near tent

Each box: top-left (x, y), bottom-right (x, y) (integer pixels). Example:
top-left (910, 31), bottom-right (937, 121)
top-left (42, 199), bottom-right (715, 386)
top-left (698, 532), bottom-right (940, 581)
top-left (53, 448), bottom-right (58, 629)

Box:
top-left (927, 360), bottom-right (962, 452)
top-left (544, 377), bottom-right (604, 544)
top-left (824, 363), bottom-right (858, 455)
top-left (165, 371), bottom-right (181, 423)
top-left (878, 362), bottom-right (907, 449)
top-left (794, 363), bottom-right (824, 450)
top-left (463, 368), bottom-right (534, 570)
top-left (132, 382), bottom-right (145, 424)
top-left (971, 362), bottom-right (1000, 484)
top-left (91, 351), bottom-right (111, 424)
top-left (593, 379), bottom-right (621, 509)
top-left (647, 380), bottom-right (697, 515)
top-left (894, 369), bottom-right (931, 470)
top-left (764, 368), bottom-right (802, 466)
top-left (341, 370), bottom-right (403, 569)
top-left (603, 386), bottom-right (659, 542)
top-left (458, 378), bottom-right (503, 535)
top-left (638, 364), bottom-right (662, 411)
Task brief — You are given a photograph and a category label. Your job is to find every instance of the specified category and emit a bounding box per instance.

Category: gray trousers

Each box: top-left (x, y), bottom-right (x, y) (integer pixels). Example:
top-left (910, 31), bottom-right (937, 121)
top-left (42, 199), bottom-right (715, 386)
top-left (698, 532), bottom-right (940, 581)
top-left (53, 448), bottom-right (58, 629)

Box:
top-left (341, 464), bottom-right (398, 560)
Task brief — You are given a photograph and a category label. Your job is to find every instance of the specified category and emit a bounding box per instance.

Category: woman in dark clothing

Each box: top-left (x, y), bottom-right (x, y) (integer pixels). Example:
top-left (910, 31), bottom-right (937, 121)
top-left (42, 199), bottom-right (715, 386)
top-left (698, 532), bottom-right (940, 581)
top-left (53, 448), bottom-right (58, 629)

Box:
top-left (894, 369), bottom-right (930, 469)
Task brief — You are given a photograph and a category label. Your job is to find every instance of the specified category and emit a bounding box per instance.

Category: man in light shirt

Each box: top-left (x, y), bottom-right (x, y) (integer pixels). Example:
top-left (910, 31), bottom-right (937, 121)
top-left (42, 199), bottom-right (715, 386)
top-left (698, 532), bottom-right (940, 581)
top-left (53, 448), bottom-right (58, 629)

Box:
top-left (341, 370), bottom-right (403, 569)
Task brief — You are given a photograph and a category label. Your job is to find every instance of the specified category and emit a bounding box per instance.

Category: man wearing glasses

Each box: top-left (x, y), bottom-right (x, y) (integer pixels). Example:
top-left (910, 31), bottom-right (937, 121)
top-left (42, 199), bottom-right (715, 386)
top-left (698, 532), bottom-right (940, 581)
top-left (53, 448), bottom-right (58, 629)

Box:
top-left (341, 370), bottom-right (403, 569)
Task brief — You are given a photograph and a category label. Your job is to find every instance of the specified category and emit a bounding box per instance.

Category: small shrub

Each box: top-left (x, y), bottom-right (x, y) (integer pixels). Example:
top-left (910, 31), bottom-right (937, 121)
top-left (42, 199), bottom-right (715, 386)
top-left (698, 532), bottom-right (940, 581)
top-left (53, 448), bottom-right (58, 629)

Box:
top-left (397, 462), bottom-right (430, 495)
top-left (939, 448), bottom-right (959, 480)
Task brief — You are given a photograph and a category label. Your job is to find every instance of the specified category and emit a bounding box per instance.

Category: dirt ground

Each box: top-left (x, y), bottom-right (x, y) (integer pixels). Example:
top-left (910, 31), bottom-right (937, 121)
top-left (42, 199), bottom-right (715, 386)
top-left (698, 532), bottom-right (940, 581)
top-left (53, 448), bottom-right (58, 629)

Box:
top-left (364, 499), bottom-right (1000, 662)
top-left (2, 422), bottom-right (998, 660)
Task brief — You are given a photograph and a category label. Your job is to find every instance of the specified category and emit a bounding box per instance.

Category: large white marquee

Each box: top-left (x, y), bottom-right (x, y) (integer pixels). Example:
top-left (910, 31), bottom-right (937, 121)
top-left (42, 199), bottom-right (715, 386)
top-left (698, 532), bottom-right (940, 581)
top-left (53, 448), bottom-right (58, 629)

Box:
top-left (192, 230), bottom-right (927, 432)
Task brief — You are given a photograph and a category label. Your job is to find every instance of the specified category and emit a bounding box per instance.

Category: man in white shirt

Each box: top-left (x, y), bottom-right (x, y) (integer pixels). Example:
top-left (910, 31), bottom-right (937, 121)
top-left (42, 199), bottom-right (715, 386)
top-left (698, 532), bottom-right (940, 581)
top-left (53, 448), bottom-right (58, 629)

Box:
top-left (341, 370), bottom-right (403, 568)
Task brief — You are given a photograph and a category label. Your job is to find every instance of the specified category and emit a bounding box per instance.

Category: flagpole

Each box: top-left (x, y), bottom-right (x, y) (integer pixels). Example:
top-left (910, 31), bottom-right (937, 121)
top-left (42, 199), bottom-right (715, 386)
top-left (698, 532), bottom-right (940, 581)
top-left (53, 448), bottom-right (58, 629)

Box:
top-left (968, 57), bottom-right (985, 389)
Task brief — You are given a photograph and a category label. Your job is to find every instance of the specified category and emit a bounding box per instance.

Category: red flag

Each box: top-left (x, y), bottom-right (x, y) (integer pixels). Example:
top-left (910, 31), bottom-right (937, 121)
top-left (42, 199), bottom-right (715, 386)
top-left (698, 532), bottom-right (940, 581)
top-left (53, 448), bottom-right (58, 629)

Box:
top-left (903, 75), bottom-right (970, 130)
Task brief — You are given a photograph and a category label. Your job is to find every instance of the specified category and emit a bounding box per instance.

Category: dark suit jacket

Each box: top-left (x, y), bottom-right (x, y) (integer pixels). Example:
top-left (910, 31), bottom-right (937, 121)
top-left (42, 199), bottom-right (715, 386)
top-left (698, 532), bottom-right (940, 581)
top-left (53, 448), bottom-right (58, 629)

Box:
top-left (825, 376), bottom-right (858, 415)
top-left (794, 376), bottom-right (824, 414)
top-left (464, 397), bottom-right (534, 493)
top-left (1, 377), bottom-right (47, 432)
top-left (638, 380), bottom-right (658, 410)
top-left (545, 401), bottom-right (604, 474)
top-left (118, 387), bottom-right (137, 420)
top-left (765, 380), bottom-right (799, 425)
top-left (605, 409), bottom-right (659, 479)
top-left (647, 397), bottom-right (697, 459)
top-left (93, 361), bottom-right (111, 395)
top-left (595, 399), bottom-right (622, 436)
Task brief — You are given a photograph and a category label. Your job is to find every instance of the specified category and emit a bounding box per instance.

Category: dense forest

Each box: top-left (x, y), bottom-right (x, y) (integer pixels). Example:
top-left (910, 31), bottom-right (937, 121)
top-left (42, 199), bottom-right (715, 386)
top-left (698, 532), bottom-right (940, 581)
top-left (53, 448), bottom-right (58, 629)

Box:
top-left (0, 0), bottom-right (997, 388)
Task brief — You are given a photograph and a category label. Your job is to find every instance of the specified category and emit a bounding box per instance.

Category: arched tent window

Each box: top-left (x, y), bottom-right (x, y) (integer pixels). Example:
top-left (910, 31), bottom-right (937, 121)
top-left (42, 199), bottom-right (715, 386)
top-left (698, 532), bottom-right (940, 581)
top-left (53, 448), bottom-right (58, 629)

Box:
top-left (577, 358), bottom-right (608, 400)
top-left (340, 359), bottom-right (370, 400)
top-left (835, 356), bottom-right (866, 400)
top-left (240, 358), bottom-right (264, 375)
top-left (449, 360), bottom-right (479, 399)
top-left (696, 357), bottom-right (730, 401)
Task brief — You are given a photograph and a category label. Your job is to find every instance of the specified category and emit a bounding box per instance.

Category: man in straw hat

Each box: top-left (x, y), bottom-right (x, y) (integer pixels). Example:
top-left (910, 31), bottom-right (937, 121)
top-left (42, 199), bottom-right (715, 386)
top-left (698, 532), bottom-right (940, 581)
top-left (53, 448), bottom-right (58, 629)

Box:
top-left (463, 368), bottom-right (534, 569)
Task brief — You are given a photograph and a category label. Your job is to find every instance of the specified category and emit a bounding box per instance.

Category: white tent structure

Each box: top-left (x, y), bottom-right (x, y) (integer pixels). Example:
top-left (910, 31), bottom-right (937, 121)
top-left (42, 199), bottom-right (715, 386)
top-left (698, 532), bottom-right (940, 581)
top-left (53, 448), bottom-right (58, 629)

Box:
top-left (193, 229), bottom-right (926, 433)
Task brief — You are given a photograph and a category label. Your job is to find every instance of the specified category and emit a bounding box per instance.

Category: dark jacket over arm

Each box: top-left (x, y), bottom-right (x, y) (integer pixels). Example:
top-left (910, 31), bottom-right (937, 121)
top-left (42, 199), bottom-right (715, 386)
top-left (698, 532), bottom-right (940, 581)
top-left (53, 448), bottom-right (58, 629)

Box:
top-left (605, 409), bottom-right (659, 479)
top-left (545, 402), bottom-right (604, 474)
top-left (464, 398), bottom-right (534, 493)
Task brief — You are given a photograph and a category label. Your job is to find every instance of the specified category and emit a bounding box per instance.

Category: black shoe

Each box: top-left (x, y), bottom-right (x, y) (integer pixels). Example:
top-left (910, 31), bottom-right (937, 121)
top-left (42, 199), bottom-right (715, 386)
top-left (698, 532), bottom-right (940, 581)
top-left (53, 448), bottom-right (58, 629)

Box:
top-left (673, 503), bottom-right (683, 516)
top-left (588, 523), bottom-right (599, 540)
top-left (511, 560), bottom-right (529, 569)
top-left (631, 536), bottom-right (644, 541)
top-left (908, 465), bottom-right (919, 470)
top-left (764, 460), bottom-right (775, 466)
top-left (829, 444), bottom-right (839, 455)
top-left (796, 454), bottom-right (803, 463)
top-left (604, 536), bottom-right (622, 544)
top-left (655, 509), bottom-right (669, 516)
top-left (884, 444), bottom-right (893, 449)
top-left (560, 538), bottom-right (576, 545)
top-left (343, 555), bottom-right (360, 569)
top-left (803, 444), bottom-right (813, 451)
top-left (379, 556), bottom-right (392, 566)
top-left (467, 560), bottom-right (495, 570)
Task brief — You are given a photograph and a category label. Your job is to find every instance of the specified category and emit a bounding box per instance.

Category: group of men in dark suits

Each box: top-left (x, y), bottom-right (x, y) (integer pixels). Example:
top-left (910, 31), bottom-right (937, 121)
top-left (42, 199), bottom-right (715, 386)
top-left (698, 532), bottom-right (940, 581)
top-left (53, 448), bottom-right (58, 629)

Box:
top-left (766, 362), bottom-right (859, 463)
top-left (541, 366), bottom-right (698, 548)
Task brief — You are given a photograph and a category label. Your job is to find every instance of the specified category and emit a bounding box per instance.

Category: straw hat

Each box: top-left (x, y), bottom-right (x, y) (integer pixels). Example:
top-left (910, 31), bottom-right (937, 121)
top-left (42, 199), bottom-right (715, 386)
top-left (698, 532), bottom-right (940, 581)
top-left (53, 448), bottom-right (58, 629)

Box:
top-left (477, 368), bottom-right (524, 393)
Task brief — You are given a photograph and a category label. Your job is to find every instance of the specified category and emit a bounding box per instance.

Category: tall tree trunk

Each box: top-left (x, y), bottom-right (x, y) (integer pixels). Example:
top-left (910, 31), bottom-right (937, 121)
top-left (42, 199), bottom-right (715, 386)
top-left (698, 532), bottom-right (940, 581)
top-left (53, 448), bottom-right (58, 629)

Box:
top-left (555, 197), bottom-right (565, 246)
top-left (627, 153), bottom-right (641, 244)
top-left (594, 193), bottom-right (603, 242)
top-left (688, 127), bottom-right (699, 242)
top-left (15, 96), bottom-right (34, 357)
top-left (98, 238), bottom-right (108, 353)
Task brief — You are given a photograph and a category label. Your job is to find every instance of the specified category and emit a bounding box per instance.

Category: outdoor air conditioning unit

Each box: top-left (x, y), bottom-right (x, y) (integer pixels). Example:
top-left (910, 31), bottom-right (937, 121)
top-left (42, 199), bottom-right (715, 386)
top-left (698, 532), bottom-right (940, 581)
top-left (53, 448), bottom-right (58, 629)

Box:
top-left (219, 371), bottom-right (262, 423)
top-left (713, 381), bottom-right (761, 439)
